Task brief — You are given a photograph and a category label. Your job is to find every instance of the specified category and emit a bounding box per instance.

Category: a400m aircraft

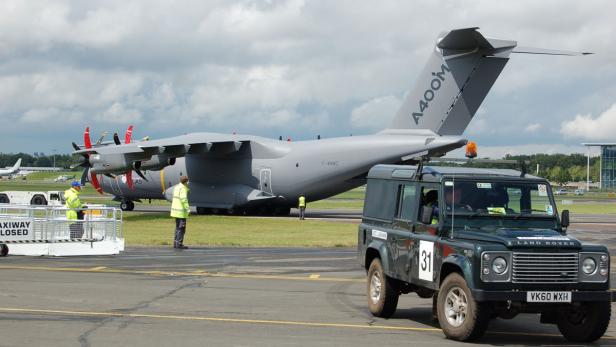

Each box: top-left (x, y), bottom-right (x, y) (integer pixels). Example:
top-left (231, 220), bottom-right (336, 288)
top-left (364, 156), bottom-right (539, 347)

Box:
top-left (72, 27), bottom-right (587, 215)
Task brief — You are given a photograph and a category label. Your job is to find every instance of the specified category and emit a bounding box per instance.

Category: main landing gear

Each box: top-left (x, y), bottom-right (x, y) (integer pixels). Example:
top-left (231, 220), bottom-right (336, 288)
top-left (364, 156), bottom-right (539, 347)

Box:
top-left (195, 206), bottom-right (291, 217)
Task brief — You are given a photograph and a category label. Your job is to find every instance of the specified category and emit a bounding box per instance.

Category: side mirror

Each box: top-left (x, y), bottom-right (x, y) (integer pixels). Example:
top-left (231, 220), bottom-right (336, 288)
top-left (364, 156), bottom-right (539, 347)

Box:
top-left (561, 209), bottom-right (570, 229)
top-left (421, 206), bottom-right (434, 224)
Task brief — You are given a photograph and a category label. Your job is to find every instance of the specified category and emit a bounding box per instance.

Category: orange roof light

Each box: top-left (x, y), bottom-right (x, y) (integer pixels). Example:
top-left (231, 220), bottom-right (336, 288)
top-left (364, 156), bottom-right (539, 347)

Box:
top-left (465, 141), bottom-right (477, 158)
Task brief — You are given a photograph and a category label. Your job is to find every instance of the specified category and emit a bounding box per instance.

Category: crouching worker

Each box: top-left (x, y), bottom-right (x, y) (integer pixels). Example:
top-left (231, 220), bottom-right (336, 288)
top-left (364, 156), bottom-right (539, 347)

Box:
top-left (65, 181), bottom-right (84, 238)
top-left (170, 176), bottom-right (190, 249)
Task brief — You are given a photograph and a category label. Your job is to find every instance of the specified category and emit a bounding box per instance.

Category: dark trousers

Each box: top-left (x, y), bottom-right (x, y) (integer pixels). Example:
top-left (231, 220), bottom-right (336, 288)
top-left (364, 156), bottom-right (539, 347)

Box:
top-left (69, 223), bottom-right (84, 239)
top-left (299, 206), bottom-right (306, 220)
top-left (174, 218), bottom-right (187, 247)
top-left (69, 211), bottom-right (85, 238)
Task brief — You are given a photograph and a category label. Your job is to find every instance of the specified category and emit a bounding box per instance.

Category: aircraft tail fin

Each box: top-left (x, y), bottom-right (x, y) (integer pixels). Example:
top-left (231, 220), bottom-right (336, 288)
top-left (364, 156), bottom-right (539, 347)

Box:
top-left (388, 28), bottom-right (587, 136)
top-left (12, 158), bottom-right (21, 171)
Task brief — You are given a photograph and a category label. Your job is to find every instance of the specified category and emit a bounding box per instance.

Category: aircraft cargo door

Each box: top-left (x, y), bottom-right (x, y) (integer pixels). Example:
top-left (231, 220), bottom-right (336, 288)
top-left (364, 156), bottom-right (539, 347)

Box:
top-left (259, 168), bottom-right (272, 195)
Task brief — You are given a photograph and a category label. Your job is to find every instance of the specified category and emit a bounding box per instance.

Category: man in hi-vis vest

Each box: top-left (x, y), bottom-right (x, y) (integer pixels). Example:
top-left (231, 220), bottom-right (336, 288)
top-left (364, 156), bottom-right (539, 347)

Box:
top-left (298, 194), bottom-right (306, 220)
top-left (170, 176), bottom-right (190, 249)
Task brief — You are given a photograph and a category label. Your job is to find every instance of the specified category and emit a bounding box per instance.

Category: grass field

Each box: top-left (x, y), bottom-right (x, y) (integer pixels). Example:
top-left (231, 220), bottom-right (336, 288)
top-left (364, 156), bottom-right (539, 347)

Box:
top-left (124, 213), bottom-right (357, 247)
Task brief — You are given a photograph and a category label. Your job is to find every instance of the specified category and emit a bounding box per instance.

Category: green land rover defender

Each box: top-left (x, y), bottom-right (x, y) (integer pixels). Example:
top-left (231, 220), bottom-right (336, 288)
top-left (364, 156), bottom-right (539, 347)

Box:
top-left (357, 164), bottom-right (614, 342)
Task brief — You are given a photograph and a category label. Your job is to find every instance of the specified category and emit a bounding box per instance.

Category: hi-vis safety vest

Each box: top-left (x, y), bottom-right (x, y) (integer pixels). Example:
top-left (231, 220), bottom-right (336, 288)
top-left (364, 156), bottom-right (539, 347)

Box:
top-left (298, 196), bottom-right (306, 208)
top-left (64, 188), bottom-right (82, 220)
top-left (170, 184), bottom-right (190, 218)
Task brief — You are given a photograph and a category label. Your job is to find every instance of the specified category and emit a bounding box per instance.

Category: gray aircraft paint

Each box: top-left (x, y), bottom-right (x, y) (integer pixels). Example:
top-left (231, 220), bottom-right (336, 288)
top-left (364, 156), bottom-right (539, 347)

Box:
top-left (77, 28), bottom-right (586, 211)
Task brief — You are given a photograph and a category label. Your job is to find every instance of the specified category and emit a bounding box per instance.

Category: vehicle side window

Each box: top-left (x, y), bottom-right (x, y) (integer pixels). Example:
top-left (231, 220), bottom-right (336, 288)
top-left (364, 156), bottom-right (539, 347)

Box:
top-left (397, 184), bottom-right (417, 221)
top-left (364, 179), bottom-right (396, 220)
top-left (419, 186), bottom-right (439, 224)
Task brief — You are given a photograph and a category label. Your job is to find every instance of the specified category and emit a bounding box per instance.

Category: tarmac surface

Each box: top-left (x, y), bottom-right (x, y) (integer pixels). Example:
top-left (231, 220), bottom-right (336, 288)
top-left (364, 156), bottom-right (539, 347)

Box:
top-left (1, 223), bottom-right (616, 345)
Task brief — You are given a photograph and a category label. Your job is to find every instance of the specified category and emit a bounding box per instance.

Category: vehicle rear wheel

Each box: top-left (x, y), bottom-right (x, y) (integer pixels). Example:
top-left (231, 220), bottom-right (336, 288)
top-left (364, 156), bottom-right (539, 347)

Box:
top-left (0, 194), bottom-right (8, 204)
top-left (367, 258), bottom-right (398, 318)
top-left (437, 272), bottom-right (490, 341)
top-left (557, 302), bottom-right (610, 342)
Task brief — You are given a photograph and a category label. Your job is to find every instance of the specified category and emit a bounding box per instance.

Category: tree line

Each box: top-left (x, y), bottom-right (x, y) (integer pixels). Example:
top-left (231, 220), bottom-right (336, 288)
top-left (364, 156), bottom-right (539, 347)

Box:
top-left (0, 153), bottom-right (76, 170)
top-left (449, 153), bottom-right (600, 185)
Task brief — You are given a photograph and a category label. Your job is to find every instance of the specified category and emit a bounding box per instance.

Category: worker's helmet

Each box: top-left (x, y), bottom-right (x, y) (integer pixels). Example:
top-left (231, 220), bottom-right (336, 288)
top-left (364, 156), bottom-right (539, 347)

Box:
top-left (71, 181), bottom-right (81, 187)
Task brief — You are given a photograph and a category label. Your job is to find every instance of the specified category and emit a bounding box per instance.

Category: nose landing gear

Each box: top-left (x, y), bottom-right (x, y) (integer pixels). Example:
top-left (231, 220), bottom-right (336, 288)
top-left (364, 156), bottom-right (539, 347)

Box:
top-left (120, 199), bottom-right (135, 211)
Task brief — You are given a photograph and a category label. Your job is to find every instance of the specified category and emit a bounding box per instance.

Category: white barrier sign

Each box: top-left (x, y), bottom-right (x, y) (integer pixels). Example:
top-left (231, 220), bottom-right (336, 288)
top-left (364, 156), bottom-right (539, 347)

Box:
top-left (0, 219), bottom-right (34, 240)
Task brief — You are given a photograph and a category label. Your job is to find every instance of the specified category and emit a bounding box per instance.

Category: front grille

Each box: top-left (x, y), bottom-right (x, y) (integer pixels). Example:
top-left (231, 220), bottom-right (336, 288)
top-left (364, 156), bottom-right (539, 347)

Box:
top-left (512, 252), bottom-right (579, 284)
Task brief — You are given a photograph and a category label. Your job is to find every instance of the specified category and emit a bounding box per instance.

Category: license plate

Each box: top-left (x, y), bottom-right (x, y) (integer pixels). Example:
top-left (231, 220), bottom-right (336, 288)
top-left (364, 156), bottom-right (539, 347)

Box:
top-left (527, 291), bottom-right (571, 303)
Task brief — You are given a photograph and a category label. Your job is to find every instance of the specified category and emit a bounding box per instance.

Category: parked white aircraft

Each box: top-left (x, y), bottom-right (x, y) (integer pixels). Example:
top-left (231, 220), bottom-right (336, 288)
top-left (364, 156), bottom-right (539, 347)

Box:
top-left (0, 159), bottom-right (22, 177)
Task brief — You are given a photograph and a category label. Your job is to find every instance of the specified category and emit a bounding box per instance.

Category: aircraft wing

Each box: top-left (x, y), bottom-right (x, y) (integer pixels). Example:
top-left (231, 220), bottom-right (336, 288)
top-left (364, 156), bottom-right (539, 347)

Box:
top-left (73, 132), bottom-right (287, 175)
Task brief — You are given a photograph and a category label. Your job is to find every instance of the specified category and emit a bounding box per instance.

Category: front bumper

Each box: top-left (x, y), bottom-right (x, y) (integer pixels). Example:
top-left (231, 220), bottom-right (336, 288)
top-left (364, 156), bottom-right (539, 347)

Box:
top-left (471, 289), bottom-right (616, 302)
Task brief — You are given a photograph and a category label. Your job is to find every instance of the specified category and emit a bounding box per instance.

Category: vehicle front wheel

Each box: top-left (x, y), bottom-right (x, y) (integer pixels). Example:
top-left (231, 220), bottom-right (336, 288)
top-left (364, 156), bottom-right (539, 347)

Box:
top-left (437, 273), bottom-right (490, 341)
top-left (367, 258), bottom-right (398, 318)
top-left (0, 244), bottom-right (8, 257)
top-left (557, 302), bottom-right (610, 342)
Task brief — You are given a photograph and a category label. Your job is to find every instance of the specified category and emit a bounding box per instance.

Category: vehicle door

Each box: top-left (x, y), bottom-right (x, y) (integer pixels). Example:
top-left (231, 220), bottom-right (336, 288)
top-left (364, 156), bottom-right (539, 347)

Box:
top-left (409, 184), bottom-right (441, 289)
top-left (390, 182), bottom-right (419, 282)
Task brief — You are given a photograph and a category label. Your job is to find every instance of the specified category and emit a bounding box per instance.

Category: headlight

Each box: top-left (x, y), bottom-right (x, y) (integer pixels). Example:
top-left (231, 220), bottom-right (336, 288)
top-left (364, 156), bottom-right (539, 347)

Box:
top-left (492, 257), bottom-right (507, 274)
top-left (582, 257), bottom-right (597, 275)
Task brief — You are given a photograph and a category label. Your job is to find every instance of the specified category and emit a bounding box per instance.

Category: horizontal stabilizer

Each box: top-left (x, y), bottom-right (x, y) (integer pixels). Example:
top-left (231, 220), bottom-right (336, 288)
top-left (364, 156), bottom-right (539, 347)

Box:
top-left (513, 46), bottom-right (593, 56)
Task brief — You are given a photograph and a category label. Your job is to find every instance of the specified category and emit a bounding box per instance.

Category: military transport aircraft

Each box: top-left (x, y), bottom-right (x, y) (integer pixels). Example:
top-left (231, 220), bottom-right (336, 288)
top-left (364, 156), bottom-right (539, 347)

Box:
top-left (0, 159), bottom-right (22, 177)
top-left (72, 27), bottom-right (587, 214)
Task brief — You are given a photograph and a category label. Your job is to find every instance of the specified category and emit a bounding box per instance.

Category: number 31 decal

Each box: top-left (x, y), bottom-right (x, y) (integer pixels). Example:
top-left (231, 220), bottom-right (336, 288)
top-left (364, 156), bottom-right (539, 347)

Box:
top-left (419, 240), bottom-right (434, 282)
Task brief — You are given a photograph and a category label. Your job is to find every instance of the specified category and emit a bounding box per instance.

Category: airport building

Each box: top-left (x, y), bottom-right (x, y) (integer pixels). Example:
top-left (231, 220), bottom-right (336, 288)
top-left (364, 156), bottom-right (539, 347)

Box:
top-left (583, 143), bottom-right (616, 190)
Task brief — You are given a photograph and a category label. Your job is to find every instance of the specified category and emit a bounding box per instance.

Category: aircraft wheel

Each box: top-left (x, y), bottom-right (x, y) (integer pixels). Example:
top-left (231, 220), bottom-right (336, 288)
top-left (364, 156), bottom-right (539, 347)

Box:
top-left (0, 194), bottom-right (9, 204)
top-left (127, 201), bottom-right (135, 211)
top-left (0, 244), bottom-right (8, 257)
top-left (120, 200), bottom-right (131, 211)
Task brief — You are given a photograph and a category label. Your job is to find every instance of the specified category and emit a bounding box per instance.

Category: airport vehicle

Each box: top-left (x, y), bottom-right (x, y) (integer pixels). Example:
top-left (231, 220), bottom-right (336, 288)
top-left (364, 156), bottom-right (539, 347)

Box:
top-left (54, 174), bottom-right (76, 183)
top-left (555, 188), bottom-right (568, 195)
top-left (0, 191), bottom-right (64, 206)
top-left (0, 159), bottom-right (21, 177)
top-left (574, 189), bottom-right (585, 196)
top-left (357, 164), bottom-right (614, 342)
top-left (71, 28), bottom-right (587, 214)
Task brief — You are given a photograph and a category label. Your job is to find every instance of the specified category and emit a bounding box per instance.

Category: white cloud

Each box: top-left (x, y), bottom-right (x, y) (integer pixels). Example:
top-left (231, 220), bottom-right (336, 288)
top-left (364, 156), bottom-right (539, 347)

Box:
top-left (525, 123), bottom-right (542, 132)
top-left (0, 0), bottom-right (616, 153)
top-left (560, 103), bottom-right (616, 140)
top-left (350, 95), bottom-right (401, 129)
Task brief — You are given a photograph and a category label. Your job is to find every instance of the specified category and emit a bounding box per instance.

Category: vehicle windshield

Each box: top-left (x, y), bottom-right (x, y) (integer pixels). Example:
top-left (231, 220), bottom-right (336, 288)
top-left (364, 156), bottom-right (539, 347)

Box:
top-left (443, 179), bottom-right (558, 230)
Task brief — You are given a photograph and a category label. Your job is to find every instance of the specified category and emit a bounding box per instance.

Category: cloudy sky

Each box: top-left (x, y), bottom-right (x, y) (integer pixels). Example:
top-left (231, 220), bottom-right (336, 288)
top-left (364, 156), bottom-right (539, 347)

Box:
top-left (0, 0), bottom-right (614, 157)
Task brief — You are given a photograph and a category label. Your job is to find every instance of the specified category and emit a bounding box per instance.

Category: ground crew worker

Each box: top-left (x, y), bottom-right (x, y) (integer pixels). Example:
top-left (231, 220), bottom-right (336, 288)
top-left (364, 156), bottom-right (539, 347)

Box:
top-left (298, 194), bottom-right (306, 220)
top-left (170, 176), bottom-right (190, 249)
top-left (424, 190), bottom-right (439, 224)
top-left (65, 181), bottom-right (84, 238)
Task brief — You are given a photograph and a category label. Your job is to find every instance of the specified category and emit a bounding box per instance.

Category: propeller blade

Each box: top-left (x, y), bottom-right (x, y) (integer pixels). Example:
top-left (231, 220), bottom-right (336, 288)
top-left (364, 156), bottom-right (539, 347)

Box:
top-left (80, 167), bottom-right (89, 185)
top-left (70, 158), bottom-right (88, 169)
top-left (126, 171), bottom-right (134, 190)
top-left (134, 169), bottom-right (148, 181)
top-left (113, 133), bottom-right (121, 145)
top-left (84, 127), bottom-right (92, 149)
top-left (90, 172), bottom-right (103, 195)
top-left (72, 142), bottom-right (81, 151)
top-left (125, 125), bottom-right (133, 144)
top-left (95, 131), bottom-right (108, 146)
top-left (104, 173), bottom-right (116, 179)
